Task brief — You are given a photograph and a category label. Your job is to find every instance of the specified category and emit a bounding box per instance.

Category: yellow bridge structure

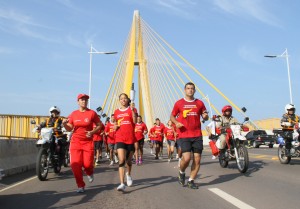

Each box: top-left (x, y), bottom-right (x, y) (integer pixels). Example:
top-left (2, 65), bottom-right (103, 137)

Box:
top-left (0, 11), bottom-right (282, 139)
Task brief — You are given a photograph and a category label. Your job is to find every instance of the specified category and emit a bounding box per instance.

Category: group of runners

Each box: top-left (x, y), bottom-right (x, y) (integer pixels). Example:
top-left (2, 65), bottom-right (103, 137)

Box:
top-left (62, 82), bottom-right (209, 192)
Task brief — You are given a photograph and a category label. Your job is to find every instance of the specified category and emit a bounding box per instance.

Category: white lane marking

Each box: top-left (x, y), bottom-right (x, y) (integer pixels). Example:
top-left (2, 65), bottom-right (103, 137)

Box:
top-left (0, 176), bottom-right (37, 193)
top-left (209, 188), bottom-right (256, 209)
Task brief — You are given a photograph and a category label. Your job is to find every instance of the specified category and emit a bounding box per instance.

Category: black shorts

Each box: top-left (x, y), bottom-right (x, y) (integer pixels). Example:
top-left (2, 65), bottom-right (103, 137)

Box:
top-left (138, 138), bottom-right (145, 147)
top-left (116, 142), bottom-right (135, 152)
top-left (94, 141), bottom-right (103, 150)
top-left (179, 137), bottom-right (203, 154)
top-left (154, 141), bottom-right (163, 146)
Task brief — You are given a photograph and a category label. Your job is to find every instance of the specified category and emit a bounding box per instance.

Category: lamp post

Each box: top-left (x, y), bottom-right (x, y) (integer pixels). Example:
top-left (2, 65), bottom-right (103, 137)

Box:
top-left (88, 44), bottom-right (117, 108)
top-left (264, 48), bottom-right (293, 104)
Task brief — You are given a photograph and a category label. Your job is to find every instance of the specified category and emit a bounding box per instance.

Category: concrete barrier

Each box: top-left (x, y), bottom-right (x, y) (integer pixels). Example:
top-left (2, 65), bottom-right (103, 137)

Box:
top-left (0, 139), bottom-right (38, 177)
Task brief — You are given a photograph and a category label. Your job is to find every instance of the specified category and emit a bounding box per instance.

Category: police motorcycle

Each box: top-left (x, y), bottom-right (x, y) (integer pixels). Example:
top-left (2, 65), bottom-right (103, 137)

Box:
top-left (31, 120), bottom-right (67, 181)
top-left (213, 115), bottom-right (250, 173)
top-left (273, 122), bottom-right (300, 164)
top-left (62, 128), bottom-right (71, 167)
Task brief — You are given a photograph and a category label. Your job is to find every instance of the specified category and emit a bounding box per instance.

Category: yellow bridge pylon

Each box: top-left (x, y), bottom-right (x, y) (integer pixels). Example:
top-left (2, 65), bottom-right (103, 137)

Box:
top-left (101, 10), bottom-right (259, 129)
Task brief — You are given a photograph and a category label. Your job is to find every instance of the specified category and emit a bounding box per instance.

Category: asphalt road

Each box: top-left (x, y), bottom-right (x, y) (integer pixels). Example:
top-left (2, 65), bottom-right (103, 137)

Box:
top-left (1, 145), bottom-right (300, 209)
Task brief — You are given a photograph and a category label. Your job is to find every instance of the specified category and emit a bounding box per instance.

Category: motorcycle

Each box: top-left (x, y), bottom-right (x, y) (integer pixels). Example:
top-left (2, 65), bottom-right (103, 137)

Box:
top-left (31, 120), bottom-right (67, 181)
top-left (273, 124), bottom-right (300, 164)
top-left (214, 117), bottom-right (250, 173)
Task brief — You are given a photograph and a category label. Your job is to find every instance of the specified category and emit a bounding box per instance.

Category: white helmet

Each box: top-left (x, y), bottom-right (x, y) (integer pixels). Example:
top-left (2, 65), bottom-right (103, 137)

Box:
top-left (285, 104), bottom-right (296, 113)
top-left (49, 106), bottom-right (61, 116)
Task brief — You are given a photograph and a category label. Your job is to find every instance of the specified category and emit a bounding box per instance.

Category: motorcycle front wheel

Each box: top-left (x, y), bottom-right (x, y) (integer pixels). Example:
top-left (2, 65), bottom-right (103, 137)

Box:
top-left (63, 145), bottom-right (70, 167)
top-left (278, 145), bottom-right (291, 164)
top-left (36, 148), bottom-right (49, 181)
top-left (236, 144), bottom-right (249, 173)
top-left (219, 151), bottom-right (228, 168)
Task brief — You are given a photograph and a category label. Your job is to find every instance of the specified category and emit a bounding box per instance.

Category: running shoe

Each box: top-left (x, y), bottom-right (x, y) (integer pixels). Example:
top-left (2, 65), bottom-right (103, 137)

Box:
top-left (114, 156), bottom-right (119, 163)
top-left (135, 160), bottom-right (139, 165)
top-left (150, 149), bottom-right (153, 155)
top-left (155, 156), bottom-right (159, 160)
top-left (176, 154), bottom-right (179, 159)
top-left (126, 173), bottom-right (133, 187)
top-left (95, 160), bottom-right (100, 165)
top-left (212, 155), bottom-right (217, 160)
top-left (117, 183), bottom-right (126, 191)
top-left (178, 171), bottom-right (185, 186)
top-left (139, 157), bottom-right (142, 165)
top-left (76, 187), bottom-right (85, 193)
top-left (106, 153), bottom-right (110, 159)
top-left (168, 158), bottom-right (171, 163)
top-left (109, 160), bottom-right (114, 166)
top-left (187, 180), bottom-right (199, 189)
top-left (87, 174), bottom-right (94, 183)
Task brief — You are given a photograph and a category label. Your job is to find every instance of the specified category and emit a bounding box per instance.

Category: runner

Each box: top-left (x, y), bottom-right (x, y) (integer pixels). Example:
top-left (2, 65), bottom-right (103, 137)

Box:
top-left (134, 115), bottom-right (148, 165)
top-left (62, 93), bottom-right (102, 193)
top-left (93, 115), bottom-right (104, 166)
top-left (170, 82), bottom-right (208, 189)
top-left (164, 120), bottom-right (176, 162)
top-left (148, 123), bottom-right (157, 155)
top-left (114, 93), bottom-right (137, 191)
top-left (154, 118), bottom-right (165, 159)
top-left (105, 114), bottom-right (117, 166)
top-left (103, 120), bottom-right (110, 159)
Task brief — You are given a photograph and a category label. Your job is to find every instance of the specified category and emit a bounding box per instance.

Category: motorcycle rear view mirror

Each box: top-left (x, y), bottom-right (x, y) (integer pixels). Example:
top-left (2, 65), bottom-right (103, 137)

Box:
top-left (241, 107), bottom-right (247, 113)
top-left (30, 119), bottom-right (36, 125)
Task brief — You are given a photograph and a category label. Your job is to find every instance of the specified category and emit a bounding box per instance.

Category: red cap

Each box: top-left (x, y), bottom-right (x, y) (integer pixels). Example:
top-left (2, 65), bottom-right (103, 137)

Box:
top-left (77, 94), bottom-right (89, 100)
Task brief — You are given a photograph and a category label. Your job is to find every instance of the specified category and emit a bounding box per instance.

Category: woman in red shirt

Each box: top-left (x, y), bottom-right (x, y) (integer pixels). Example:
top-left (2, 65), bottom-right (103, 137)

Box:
top-left (164, 120), bottom-right (176, 162)
top-left (114, 93), bottom-right (137, 192)
top-left (63, 94), bottom-right (102, 193)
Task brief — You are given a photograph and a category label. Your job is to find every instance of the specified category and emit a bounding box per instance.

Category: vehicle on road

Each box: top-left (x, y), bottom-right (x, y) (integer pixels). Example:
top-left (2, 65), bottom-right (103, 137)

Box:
top-left (0, 168), bottom-right (4, 180)
top-left (245, 130), bottom-right (276, 148)
top-left (31, 120), bottom-right (68, 181)
top-left (273, 127), bottom-right (300, 164)
top-left (214, 116), bottom-right (250, 173)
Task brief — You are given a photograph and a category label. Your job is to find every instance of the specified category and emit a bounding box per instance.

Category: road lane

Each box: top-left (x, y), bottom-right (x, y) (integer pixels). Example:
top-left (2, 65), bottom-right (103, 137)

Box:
top-left (0, 145), bottom-right (299, 209)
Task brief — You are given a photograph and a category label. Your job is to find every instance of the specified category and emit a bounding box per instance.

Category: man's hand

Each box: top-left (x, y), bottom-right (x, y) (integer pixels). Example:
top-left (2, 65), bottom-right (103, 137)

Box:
top-left (62, 118), bottom-right (69, 125)
top-left (175, 122), bottom-right (184, 129)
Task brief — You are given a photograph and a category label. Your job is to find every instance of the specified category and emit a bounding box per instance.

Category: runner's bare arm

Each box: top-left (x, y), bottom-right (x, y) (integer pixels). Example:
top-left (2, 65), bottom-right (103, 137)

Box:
top-left (170, 114), bottom-right (184, 128)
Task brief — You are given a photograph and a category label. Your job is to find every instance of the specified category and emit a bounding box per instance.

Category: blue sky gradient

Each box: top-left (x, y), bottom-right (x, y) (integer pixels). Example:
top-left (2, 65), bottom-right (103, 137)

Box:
top-left (0, 0), bottom-right (299, 121)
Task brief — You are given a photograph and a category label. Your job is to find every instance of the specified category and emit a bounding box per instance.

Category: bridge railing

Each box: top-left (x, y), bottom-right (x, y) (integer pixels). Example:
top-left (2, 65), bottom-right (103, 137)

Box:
top-left (0, 114), bottom-right (48, 139)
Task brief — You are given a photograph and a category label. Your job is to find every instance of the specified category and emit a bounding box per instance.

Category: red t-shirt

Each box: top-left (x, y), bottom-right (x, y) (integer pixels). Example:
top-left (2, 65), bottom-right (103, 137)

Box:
top-left (114, 107), bottom-right (137, 144)
top-left (105, 121), bottom-right (116, 144)
top-left (153, 123), bottom-right (165, 142)
top-left (164, 126), bottom-right (175, 140)
top-left (93, 121), bottom-right (104, 141)
top-left (68, 109), bottom-right (101, 142)
top-left (171, 98), bottom-right (206, 138)
top-left (135, 122), bottom-right (148, 141)
top-left (149, 127), bottom-right (156, 140)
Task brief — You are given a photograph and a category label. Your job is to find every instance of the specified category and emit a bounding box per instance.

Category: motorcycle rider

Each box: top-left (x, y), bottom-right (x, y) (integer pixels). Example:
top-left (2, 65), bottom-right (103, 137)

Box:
top-left (37, 106), bottom-right (66, 166)
top-left (280, 104), bottom-right (299, 156)
top-left (215, 105), bottom-right (238, 159)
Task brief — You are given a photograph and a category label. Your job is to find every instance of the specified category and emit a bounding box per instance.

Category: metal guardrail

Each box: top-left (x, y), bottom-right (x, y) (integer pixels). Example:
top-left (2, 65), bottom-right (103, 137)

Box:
top-left (0, 114), bottom-right (49, 139)
top-left (0, 114), bottom-right (281, 139)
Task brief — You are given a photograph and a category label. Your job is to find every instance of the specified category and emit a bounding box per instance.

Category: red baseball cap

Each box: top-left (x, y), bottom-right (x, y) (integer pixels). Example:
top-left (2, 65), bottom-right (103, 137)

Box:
top-left (77, 94), bottom-right (89, 100)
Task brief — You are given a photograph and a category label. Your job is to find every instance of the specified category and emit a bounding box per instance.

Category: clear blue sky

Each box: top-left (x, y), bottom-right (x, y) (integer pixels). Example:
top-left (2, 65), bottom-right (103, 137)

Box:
top-left (0, 0), bottom-right (299, 121)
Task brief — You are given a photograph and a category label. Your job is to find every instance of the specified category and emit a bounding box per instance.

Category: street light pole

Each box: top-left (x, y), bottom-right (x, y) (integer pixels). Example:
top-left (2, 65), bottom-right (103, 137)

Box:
top-left (264, 48), bottom-right (293, 104)
top-left (88, 44), bottom-right (117, 108)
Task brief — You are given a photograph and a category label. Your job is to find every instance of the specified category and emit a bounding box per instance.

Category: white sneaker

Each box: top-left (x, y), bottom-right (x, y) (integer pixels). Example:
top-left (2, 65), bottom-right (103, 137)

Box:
top-left (106, 153), bottom-right (110, 159)
top-left (126, 173), bottom-right (133, 187)
top-left (87, 174), bottom-right (94, 183)
top-left (150, 149), bottom-right (153, 155)
top-left (117, 183), bottom-right (126, 191)
top-left (114, 156), bottom-right (119, 163)
top-left (109, 160), bottom-right (114, 166)
top-left (76, 187), bottom-right (85, 193)
top-left (176, 154), bottom-right (179, 159)
top-left (212, 155), bottom-right (217, 160)
top-left (168, 159), bottom-right (171, 163)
